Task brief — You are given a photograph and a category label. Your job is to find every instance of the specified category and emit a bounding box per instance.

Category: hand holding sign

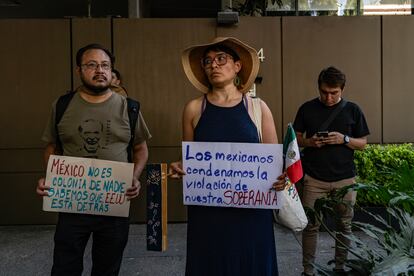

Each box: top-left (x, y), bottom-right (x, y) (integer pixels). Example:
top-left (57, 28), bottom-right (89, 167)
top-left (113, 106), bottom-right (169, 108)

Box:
top-left (36, 177), bottom-right (50, 196)
top-left (272, 172), bottom-right (289, 191)
top-left (168, 161), bottom-right (185, 179)
top-left (126, 177), bottom-right (141, 200)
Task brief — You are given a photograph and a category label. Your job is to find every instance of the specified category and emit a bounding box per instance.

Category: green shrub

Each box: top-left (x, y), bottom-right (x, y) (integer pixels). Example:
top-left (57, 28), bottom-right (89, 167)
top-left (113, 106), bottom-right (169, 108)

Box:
top-left (354, 143), bottom-right (414, 206)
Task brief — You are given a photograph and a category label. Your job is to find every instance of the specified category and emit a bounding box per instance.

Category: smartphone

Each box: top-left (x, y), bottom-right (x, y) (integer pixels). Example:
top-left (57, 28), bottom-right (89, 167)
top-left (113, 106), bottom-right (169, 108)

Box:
top-left (316, 131), bottom-right (329, 137)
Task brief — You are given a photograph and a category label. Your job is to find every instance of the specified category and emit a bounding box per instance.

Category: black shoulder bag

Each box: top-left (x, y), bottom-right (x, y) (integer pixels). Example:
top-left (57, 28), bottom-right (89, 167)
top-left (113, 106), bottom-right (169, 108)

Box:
top-left (318, 99), bottom-right (348, 131)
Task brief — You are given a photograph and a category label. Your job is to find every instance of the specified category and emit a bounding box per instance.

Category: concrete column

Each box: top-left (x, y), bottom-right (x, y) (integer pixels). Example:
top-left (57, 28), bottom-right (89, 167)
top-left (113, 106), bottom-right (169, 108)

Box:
top-left (128, 0), bottom-right (140, 18)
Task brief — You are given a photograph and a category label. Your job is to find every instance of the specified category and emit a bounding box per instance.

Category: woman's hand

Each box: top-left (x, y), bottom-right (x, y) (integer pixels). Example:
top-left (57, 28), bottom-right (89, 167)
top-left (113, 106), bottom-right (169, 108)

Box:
top-left (168, 161), bottom-right (185, 179)
top-left (271, 172), bottom-right (288, 191)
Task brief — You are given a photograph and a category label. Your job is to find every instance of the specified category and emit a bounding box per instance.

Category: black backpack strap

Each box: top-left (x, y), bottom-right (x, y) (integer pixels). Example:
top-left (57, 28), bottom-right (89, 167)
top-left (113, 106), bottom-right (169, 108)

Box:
top-left (126, 97), bottom-right (140, 163)
top-left (55, 91), bottom-right (76, 154)
top-left (319, 99), bottom-right (347, 131)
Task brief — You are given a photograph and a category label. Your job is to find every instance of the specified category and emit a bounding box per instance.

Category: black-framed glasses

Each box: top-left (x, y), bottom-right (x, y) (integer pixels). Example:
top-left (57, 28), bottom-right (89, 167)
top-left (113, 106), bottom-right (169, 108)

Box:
top-left (201, 53), bottom-right (233, 69)
top-left (81, 62), bottom-right (111, 71)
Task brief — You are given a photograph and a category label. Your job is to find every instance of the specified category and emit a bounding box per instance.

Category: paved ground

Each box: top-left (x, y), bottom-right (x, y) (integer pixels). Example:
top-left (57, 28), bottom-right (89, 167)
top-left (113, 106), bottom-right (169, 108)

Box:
top-left (0, 223), bottom-right (373, 276)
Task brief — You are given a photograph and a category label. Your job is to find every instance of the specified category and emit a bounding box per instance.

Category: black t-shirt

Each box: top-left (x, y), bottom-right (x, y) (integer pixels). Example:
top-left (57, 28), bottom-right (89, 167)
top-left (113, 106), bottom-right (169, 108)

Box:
top-left (293, 97), bottom-right (370, 182)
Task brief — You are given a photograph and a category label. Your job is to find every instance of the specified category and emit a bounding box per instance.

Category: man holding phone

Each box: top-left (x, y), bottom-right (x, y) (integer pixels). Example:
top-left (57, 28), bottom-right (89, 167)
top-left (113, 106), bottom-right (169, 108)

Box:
top-left (293, 66), bottom-right (370, 276)
top-left (316, 130), bottom-right (329, 137)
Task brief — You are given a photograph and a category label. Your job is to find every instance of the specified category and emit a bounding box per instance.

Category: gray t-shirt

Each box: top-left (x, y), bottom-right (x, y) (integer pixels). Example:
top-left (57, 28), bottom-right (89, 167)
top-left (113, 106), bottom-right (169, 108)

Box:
top-left (42, 92), bottom-right (151, 162)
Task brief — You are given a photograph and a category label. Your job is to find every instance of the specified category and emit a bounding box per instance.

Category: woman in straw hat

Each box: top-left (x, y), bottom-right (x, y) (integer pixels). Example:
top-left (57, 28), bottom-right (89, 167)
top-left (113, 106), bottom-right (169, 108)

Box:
top-left (170, 37), bottom-right (286, 276)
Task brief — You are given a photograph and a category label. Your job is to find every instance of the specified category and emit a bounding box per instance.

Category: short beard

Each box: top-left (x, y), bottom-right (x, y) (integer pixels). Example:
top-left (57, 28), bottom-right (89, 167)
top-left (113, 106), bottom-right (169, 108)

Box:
top-left (82, 82), bottom-right (110, 95)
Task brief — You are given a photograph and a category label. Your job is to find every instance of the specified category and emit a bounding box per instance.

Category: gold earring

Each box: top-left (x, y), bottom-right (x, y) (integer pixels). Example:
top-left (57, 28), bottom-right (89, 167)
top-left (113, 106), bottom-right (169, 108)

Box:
top-left (234, 75), bottom-right (241, 87)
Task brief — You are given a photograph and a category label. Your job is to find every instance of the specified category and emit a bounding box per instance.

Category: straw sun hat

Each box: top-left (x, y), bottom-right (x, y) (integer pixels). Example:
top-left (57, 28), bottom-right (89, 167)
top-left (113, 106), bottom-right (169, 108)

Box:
top-left (181, 37), bottom-right (260, 94)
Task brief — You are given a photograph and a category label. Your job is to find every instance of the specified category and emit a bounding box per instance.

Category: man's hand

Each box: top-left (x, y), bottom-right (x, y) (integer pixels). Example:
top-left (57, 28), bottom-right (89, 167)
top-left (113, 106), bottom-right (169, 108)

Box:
top-left (322, 131), bottom-right (344, 145)
top-left (126, 178), bottom-right (141, 200)
top-left (36, 177), bottom-right (50, 196)
top-left (168, 161), bottom-right (185, 179)
top-left (309, 134), bottom-right (326, 148)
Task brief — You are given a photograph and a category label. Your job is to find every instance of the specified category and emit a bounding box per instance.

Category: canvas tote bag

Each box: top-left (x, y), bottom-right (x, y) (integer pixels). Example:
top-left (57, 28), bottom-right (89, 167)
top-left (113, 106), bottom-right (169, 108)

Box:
top-left (251, 97), bottom-right (308, 232)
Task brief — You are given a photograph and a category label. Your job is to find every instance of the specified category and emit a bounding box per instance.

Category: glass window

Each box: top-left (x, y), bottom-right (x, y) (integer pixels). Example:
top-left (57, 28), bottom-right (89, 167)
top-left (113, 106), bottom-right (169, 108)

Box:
top-left (266, 0), bottom-right (297, 14)
top-left (265, 0), bottom-right (412, 15)
top-left (298, 0), bottom-right (358, 15)
top-left (362, 0), bottom-right (411, 15)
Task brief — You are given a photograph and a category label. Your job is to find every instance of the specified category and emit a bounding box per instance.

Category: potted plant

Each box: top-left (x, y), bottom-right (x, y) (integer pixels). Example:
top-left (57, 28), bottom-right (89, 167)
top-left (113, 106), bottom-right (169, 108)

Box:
top-left (309, 184), bottom-right (414, 275)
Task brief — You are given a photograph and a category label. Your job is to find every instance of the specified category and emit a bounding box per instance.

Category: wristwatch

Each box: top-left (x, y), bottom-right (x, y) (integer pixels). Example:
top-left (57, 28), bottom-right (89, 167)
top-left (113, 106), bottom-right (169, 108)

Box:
top-left (343, 135), bottom-right (350, 145)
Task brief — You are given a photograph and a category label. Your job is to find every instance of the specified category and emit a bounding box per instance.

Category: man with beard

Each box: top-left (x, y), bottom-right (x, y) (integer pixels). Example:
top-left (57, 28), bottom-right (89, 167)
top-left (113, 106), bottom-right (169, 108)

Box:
top-left (36, 44), bottom-right (151, 276)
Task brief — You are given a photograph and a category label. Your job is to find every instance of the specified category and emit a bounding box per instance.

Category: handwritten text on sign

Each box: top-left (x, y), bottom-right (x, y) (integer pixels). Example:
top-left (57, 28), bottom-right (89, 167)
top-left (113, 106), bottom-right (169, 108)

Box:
top-left (182, 142), bottom-right (283, 209)
top-left (43, 155), bottom-right (133, 217)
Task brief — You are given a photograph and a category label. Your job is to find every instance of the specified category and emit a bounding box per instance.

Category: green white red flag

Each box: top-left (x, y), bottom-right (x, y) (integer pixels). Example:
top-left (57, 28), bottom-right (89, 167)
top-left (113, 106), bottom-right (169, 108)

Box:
top-left (283, 123), bottom-right (303, 184)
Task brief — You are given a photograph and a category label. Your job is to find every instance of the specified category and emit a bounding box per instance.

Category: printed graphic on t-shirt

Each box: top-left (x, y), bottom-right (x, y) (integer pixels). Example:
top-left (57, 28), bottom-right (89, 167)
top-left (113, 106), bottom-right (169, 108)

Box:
top-left (77, 119), bottom-right (109, 158)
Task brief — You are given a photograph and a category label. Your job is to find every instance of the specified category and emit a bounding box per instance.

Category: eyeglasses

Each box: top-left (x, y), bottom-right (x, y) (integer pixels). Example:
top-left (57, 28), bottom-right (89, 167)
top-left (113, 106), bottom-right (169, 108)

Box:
top-left (81, 62), bottom-right (111, 71)
top-left (201, 53), bottom-right (233, 69)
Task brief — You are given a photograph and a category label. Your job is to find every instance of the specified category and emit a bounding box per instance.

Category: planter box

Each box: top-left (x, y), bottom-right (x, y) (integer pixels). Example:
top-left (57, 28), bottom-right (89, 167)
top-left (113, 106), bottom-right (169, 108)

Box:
top-left (320, 206), bottom-right (399, 232)
top-left (353, 206), bottom-right (400, 231)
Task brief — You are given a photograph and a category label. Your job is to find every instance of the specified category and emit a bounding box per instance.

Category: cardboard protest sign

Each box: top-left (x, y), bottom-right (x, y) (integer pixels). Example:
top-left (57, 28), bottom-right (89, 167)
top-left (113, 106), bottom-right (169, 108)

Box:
top-left (182, 142), bottom-right (283, 209)
top-left (43, 155), bottom-right (133, 217)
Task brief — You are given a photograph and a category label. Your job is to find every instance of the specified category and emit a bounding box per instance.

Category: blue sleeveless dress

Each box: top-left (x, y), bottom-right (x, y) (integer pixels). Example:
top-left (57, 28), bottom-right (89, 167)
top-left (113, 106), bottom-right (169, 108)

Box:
top-left (185, 96), bottom-right (278, 276)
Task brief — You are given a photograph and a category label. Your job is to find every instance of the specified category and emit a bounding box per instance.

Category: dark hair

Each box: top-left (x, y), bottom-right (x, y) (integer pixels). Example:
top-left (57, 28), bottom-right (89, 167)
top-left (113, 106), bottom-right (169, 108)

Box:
top-left (318, 66), bottom-right (346, 89)
top-left (112, 68), bottom-right (121, 81)
top-left (76, 43), bottom-right (115, 67)
top-left (203, 44), bottom-right (240, 61)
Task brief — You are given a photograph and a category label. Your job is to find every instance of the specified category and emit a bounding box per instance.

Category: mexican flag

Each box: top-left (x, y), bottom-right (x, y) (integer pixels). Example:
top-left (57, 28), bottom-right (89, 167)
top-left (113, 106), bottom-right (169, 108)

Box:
top-left (283, 123), bottom-right (303, 184)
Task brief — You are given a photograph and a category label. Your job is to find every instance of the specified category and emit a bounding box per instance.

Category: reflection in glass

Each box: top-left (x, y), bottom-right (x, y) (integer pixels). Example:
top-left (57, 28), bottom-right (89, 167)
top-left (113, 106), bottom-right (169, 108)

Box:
top-left (362, 0), bottom-right (411, 15)
top-left (297, 0), bottom-right (358, 15)
top-left (265, 0), bottom-right (412, 15)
